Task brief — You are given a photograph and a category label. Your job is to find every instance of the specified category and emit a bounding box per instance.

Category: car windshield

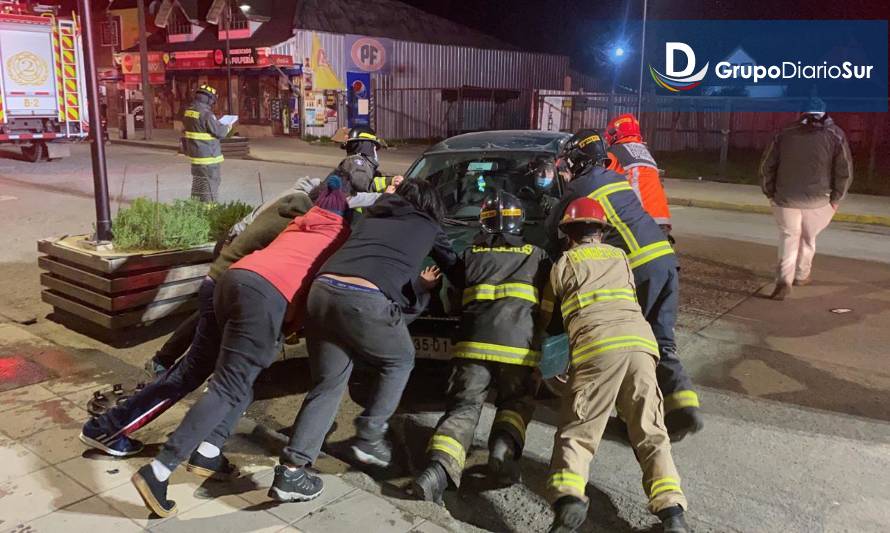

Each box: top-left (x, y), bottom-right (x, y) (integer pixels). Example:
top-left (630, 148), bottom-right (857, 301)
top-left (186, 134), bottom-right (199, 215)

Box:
top-left (407, 151), bottom-right (560, 221)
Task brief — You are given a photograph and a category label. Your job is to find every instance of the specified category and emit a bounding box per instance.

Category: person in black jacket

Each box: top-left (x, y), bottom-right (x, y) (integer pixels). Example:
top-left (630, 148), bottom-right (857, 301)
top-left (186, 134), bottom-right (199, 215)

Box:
top-left (270, 179), bottom-right (459, 503)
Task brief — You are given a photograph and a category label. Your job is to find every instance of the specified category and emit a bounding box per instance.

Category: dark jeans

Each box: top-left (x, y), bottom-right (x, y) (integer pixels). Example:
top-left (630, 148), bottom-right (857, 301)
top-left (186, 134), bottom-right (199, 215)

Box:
top-left (157, 269), bottom-right (286, 470)
top-left (280, 280), bottom-right (415, 467)
top-left (85, 277), bottom-right (224, 442)
top-left (154, 310), bottom-right (200, 368)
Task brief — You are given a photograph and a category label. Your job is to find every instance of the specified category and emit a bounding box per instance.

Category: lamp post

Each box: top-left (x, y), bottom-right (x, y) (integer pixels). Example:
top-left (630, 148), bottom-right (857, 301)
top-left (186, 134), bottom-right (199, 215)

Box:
top-left (636, 0), bottom-right (649, 118)
top-left (136, 0), bottom-right (153, 140)
top-left (224, 1), bottom-right (232, 114)
top-left (607, 43), bottom-right (629, 118)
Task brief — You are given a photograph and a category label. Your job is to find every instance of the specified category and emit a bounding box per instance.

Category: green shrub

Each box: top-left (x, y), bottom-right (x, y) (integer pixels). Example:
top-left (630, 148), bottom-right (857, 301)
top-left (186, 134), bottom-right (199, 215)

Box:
top-left (208, 201), bottom-right (254, 241)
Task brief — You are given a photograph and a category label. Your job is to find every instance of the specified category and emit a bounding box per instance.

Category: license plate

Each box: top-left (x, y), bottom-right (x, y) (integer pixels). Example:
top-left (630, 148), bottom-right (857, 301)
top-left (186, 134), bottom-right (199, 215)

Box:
top-left (412, 336), bottom-right (451, 360)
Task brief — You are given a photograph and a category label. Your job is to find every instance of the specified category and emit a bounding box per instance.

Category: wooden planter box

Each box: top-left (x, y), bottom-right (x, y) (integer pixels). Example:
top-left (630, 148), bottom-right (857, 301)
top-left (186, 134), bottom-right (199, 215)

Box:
top-left (38, 235), bottom-right (214, 332)
top-left (178, 136), bottom-right (250, 159)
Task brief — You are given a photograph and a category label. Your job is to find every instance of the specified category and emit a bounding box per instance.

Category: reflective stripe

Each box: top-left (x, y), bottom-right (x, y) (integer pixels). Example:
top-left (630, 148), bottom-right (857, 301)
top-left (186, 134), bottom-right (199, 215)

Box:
top-left (427, 434), bottom-right (465, 469)
top-left (548, 470), bottom-right (586, 493)
top-left (647, 477), bottom-right (683, 499)
top-left (184, 109), bottom-right (200, 119)
top-left (540, 298), bottom-right (555, 313)
top-left (452, 341), bottom-right (540, 366)
top-left (493, 410), bottom-right (526, 442)
top-left (373, 176), bottom-right (388, 192)
top-left (184, 131), bottom-right (214, 140)
top-left (572, 335), bottom-right (659, 365)
top-left (560, 288), bottom-right (637, 317)
top-left (664, 390), bottom-right (700, 412)
top-left (627, 240), bottom-right (675, 270)
top-left (190, 155), bottom-right (225, 165)
top-left (590, 193), bottom-right (641, 253)
top-left (462, 283), bottom-right (539, 305)
top-left (590, 181), bottom-right (633, 199)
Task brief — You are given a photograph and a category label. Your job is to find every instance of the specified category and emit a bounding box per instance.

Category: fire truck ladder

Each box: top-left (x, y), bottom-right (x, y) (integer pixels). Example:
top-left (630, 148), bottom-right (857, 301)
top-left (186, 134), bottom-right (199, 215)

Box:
top-left (57, 18), bottom-right (82, 136)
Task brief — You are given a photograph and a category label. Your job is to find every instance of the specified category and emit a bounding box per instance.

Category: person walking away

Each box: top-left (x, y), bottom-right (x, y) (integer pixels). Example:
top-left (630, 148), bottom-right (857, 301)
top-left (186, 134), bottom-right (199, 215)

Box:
top-left (541, 196), bottom-right (689, 533)
top-left (605, 113), bottom-right (673, 237)
top-left (548, 130), bottom-right (703, 442)
top-left (130, 180), bottom-right (351, 518)
top-left (411, 192), bottom-right (550, 503)
top-left (183, 84), bottom-right (230, 202)
top-left (759, 97), bottom-right (853, 300)
top-left (270, 179), bottom-right (460, 503)
top-left (334, 126), bottom-right (401, 194)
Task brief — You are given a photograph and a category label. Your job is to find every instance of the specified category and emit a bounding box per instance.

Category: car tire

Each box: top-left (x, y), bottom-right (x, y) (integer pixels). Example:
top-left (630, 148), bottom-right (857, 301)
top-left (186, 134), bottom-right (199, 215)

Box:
top-left (22, 142), bottom-right (46, 162)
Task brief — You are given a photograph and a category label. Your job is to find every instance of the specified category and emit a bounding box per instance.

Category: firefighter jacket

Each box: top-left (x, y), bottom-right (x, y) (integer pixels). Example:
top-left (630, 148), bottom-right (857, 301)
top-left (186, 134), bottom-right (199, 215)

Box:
top-left (541, 241), bottom-right (659, 367)
top-left (336, 154), bottom-right (392, 194)
top-left (547, 166), bottom-right (678, 276)
top-left (452, 232), bottom-right (550, 367)
top-left (182, 98), bottom-right (229, 177)
top-left (608, 140), bottom-right (672, 226)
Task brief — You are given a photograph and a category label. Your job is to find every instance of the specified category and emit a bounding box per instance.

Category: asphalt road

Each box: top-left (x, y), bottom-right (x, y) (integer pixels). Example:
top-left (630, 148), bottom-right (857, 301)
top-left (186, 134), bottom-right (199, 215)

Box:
top-left (1, 145), bottom-right (888, 532)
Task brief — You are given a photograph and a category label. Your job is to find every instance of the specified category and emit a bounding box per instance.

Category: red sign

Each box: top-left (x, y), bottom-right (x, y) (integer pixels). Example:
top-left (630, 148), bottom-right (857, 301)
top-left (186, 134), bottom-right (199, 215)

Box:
top-left (165, 48), bottom-right (294, 70)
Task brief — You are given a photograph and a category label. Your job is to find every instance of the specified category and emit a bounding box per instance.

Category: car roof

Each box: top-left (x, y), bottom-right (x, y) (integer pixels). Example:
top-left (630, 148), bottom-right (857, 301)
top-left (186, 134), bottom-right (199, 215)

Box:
top-left (423, 130), bottom-right (571, 155)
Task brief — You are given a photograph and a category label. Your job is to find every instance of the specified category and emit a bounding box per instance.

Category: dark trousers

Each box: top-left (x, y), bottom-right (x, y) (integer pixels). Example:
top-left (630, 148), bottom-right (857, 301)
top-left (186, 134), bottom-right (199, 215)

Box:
top-left (428, 359), bottom-right (536, 487)
top-left (635, 264), bottom-right (699, 413)
top-left (85, 277), bottom-right (225, 443)
top-left (157, 269), bottom-right (286, 469)
top-left (154, 310), bottom-right (200, 368)
top-left (280, 280), bottom-right (415, 467)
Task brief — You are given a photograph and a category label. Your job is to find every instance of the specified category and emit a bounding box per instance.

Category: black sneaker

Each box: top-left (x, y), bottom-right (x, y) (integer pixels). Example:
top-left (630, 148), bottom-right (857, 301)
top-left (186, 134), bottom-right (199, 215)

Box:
top-left (349, 437), bottom-right (392, 468)
top-left (657, 505), bottom-right (689, 533)
top-left (186, 450), bottom-right (240, 480)
top-left (665, 407), bottom-right (704, 442)
top-left (409, 462), bottom-right (448, 504)
top-left (268, 465), bottom-right (324, 502)
top-left (549, 495), bottom-right (588, 533)
top-left (131, 464), bottom-right (176, 518)
top-left (488, 436), bottom-right (521, 485)
top-left (80, 422), bottom-right (145, 457)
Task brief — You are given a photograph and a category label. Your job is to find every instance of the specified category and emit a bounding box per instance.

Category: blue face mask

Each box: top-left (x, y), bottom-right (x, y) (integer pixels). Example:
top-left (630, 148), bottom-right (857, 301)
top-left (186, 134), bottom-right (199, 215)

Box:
top-left (536, 175), bottom-right (554, 190)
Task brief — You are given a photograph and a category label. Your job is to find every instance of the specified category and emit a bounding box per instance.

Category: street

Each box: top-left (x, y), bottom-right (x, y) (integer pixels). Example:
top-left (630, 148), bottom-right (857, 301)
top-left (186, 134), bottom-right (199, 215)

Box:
top-left (1, 144), bottom-right (889, 532)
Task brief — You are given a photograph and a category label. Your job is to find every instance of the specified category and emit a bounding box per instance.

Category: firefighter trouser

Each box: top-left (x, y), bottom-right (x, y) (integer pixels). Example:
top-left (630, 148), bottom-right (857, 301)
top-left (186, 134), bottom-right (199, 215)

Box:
top-left (635, 264), bottom-right (699, 414)
top-left (547, 350), bottom-right (687, 514)
top-left (427, 359), bottom-right (536, 487)
top-left (191, 163), bottom-right (221, 202)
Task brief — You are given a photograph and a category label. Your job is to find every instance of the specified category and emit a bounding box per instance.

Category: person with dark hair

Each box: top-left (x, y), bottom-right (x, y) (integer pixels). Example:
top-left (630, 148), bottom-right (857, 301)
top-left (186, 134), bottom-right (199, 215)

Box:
top-left (269, 179), bottom-right (458, 503)
top-left (131, 179), bottom-right (352, 518)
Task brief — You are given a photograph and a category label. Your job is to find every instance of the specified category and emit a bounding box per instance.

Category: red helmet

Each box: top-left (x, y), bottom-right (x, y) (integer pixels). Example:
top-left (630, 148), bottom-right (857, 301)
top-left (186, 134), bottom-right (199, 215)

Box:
top-left (559, 197), bottom-right (611, 228)
top-left (605, 113), bottom-right (641, 145)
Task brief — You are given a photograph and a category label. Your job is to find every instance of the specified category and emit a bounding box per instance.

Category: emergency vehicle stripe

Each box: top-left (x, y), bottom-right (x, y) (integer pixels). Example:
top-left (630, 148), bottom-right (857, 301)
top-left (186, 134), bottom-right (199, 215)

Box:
top-left (184, 109), bottom-right (201, 119)
top-left (184, 131), bottom-right (214, 140)
top-left (428, 434), bottom-right (465, 469)
top-left (627, 240), bottom-right (674, 270)
top-left (190, 155), bottom-right (225, 165)
top-left (373, 176), bottom-right (388, 192)
top-left (571, 335), bottom-right (658, 365)
top-left (548, 470), bottom-right (586, 493)
top-left (664, 390), bottom-right (700, 412)
top-left (560, 288), bottom-right (637, 317)
top-left (452, 341), bottom-right (541, 366)
top-left (493, 410), bottom-right (526, 442)
top-left (647, 477), bottom-right (683, 498)
top-left (462, 283), bottom-right (539, 305)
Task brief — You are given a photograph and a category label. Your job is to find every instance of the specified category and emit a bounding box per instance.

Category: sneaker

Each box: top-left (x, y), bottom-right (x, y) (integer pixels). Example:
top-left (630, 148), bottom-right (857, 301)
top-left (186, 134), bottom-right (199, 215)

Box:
top-left (793, 277), bottom-right (812, 286)
top-left (268, 465), bottom-right (324, 502)
top-left (349, 437), bottom-right (392, 468)
top-left (131, 464), bottom-right (177, 517)
top-left (186, 450), bottom-right (240, 480)
top-left (769, 283), bottom-right (791, 301)
top-left (549, 495), bottom-right (588, 533)
top-left (410, 462), bottom-right (448, 504)
top-left (488, 435), bottom-right (521, 484)
top-left (145, 356), bottom-right (169, 378)
top-left (657, 505), bottom-right (689, 533)
top-left (665, 407), bottom-right (704, 442)
top-left (79, 422), bottom-right (144, 457)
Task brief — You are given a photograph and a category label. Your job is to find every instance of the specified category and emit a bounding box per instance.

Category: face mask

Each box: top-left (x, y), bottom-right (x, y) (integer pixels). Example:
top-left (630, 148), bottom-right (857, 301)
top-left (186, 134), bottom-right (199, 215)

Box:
top-left (536, 174), bottom-right (554, 190)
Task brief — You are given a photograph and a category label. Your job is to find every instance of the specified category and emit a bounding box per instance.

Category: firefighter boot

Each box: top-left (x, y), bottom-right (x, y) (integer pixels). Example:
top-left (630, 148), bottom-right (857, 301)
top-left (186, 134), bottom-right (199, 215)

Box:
top-left (488, 434), bottom-right (521, 485)
top-left (665, 407), bottom-right (704, 442)
top-left (657, 505), bottom-right (689, 533)
top-left (410, 461), bottom-right (448, 505)
top-left (549, 495), bottom-right (588, 533)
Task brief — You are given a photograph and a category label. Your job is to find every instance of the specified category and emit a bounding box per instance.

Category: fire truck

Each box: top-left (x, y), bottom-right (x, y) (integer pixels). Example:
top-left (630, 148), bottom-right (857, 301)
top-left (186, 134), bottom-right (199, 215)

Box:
top-left (0, 1), bottom-right (88, 162)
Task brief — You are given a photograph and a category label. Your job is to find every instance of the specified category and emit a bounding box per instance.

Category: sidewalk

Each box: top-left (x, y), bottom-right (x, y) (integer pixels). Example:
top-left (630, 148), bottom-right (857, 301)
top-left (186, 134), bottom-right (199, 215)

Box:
top-left (0, 322), bottom-right (446, 533)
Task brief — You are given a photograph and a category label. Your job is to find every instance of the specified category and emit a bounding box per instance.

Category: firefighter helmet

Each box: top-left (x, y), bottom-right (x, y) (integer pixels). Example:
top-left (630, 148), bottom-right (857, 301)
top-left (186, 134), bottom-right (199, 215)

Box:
top-left (196, 84), bottom-right (218, 104)
top-left (558, 129), bottom-right (609, 175)
top-left (479, 191), bottom-right (525, 235)
top-left (341, 126), bottom-right (387, 149)
top-left (558, 196), bottom-right (611, 229)
top-left (605, 113), bottom-right (642, 145)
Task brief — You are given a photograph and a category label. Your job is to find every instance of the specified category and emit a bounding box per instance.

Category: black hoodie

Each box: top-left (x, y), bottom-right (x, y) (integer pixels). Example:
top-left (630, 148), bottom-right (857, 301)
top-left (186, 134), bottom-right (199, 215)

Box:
top-left (319, 194), bottom-right (458, 308)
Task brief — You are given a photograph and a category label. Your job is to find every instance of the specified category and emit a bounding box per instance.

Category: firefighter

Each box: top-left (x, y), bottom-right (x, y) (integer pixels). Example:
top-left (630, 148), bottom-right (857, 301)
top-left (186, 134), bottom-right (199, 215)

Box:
top-left (548, 129), bottom-right (703, 442)
top-left (183, 84), bottom-right (230, 202)
top-left (410, 191), bottom-right (550, 504)
top-left (605, 114), bottom-right (672, 236)
top-left (335, 126), bottom-right (399, 194)
top-left (541, 196), bottom-right (688, 533)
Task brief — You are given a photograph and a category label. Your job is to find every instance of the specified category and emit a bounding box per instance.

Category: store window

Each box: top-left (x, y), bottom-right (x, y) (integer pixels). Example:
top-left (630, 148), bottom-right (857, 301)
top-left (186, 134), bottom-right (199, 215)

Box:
top-left (168, 8), bottom-right (193, 36)
top-left (99, 16), bottom-right (120, 48)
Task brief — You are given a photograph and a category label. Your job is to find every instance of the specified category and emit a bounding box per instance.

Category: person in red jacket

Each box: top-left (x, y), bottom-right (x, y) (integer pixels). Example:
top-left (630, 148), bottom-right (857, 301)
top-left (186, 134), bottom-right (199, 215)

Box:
top-left (605, 114), bottom-right (672, 235)
top-left (130, 179), bottom-right (351, 518)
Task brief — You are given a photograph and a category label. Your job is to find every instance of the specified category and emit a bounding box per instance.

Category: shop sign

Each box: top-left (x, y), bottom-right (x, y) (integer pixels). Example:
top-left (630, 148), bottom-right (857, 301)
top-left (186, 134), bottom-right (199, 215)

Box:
top-left (346, 34), bottom-right (392, 74)
top-left (165, 48), bottom-right (293, 70)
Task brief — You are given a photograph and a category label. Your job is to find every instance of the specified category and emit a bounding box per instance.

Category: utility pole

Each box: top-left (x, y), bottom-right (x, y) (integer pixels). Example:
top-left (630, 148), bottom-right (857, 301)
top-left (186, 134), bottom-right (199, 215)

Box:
top-left (225, 1), bottom-right (232, 114)
top-left (77, 0), bottom-right (113, 242)
top-left (636, 0), bottom-right (648, 118)
top-left (136, 0), bottom-right (154, 140)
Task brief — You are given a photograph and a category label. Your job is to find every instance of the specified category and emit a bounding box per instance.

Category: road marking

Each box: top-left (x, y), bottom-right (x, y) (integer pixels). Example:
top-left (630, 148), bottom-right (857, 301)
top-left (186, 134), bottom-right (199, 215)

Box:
top-left (0, 195), bottom-right (18, 201)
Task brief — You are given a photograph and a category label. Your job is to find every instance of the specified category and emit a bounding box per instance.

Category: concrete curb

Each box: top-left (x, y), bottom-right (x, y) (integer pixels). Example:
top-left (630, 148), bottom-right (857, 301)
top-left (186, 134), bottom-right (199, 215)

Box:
top-left (668, 196), bottom-right (890, 228)
top-left (110, 139), bottom-right (179, 152)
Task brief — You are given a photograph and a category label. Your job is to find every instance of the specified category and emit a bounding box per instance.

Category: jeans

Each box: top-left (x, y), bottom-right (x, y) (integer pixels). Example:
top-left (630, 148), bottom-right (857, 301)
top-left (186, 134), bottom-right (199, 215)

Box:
top-left (280, 279), bottom-right (416, 467)
top-left (156, 269), bottom-right (286, 469)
